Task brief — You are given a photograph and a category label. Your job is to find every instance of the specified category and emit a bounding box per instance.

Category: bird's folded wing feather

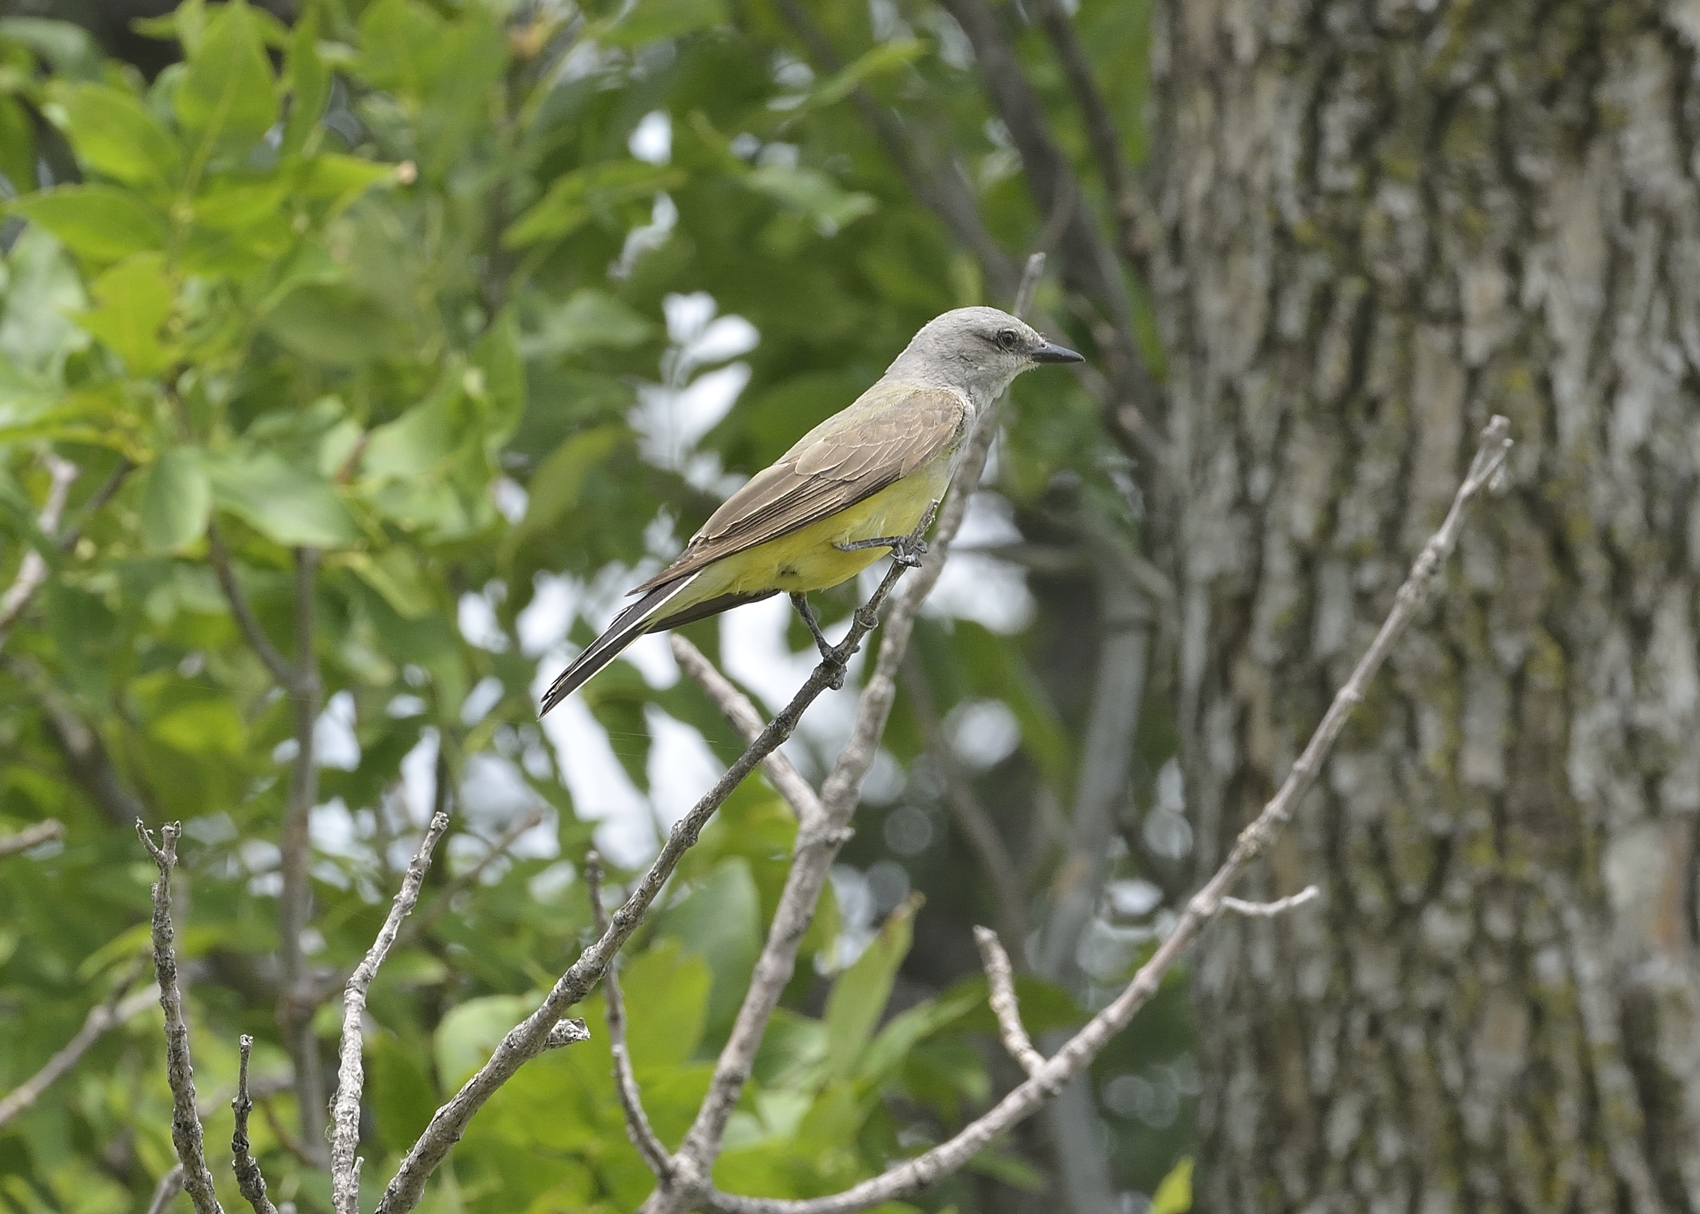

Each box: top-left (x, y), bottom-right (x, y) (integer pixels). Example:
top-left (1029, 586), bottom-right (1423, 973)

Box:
top-left (633, 383), bottom-right (969, 592)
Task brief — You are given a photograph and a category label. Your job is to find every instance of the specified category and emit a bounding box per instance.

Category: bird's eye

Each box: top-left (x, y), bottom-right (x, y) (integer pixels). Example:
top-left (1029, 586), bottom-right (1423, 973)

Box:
top-left (996, 329), bottom-right (1019, 352)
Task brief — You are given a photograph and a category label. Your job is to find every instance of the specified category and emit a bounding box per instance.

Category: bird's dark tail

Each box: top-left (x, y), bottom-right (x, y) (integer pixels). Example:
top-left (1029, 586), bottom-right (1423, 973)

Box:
top-left (538, 580), bottom-right (686, 716)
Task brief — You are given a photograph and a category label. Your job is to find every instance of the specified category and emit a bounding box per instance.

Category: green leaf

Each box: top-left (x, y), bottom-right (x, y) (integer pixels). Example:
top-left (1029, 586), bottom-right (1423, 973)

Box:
top-left (356, 0), bottom-right (448, 99)
top-left (10, 185), bottom-right (169, 263)
top-left (658, 859), bottom-right (760, 1034)
top-left (262, 282), bottom-right (411, 366)
top-left (282, 3), bottom-right (327, 154)
top-left (175, 0), bottom-right (277, 156)
top-left (520, 289), bottom-right (656, 361)
top-left (470, 313), bottom-right (525, 454)
top-left (75, 253), bottom-right (173, 374)
top-left (600, 0), bottom-right (728, 47)
top-left (363, 395), bottom-right (458, 481)
top-left (1149, 1157), bottom-right (1193, 1214)
top-left (48, 82), bottom-right (182, 189)
top-left (344, 548), bottom-right (433, 619)
top-left (805, 39), bottom-right (924, 111)
top-left (296, 153), bottom-right (399, 204)
top-left (746, 165), bottom-right (877, 233)
top-left (204, 447), bottom-right (362, 548)
top-left (0, 17), bottom-right (101, 79)
top-left (139, 449), bottom-right (211, 553)
top-left (823, 893), bottom-right (920, 1082)
top-left (435, 994), bottom-right (534, 1090)
top-left (620, 939), bottom-right (711, 1071)
top-left (0, 97), bottom-right (36, 193)
top-left (503, 162), bottom-right (686, 248)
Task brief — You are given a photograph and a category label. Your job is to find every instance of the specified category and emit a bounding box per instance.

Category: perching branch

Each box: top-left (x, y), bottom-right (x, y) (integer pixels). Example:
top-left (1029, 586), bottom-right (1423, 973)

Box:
top-left (331, 811), bottom-right (451, 1214)
top-left (669, 636), bottom-right (825, 827)
top-left (649, 257), bottom-right (1052, 1211)
top-left (0, 818), bottom-right (64, 859)
top-left (136, 820), bottom-right (225, 1214)
top-left (678, 416), bottom-right (1513, 1214)
top-left (586, 851), bottom-right (672, 1179)
top-left (0, 961), bottom-right (150, 1128)
top-left (972, 928), bottom-right (1043, 1079)
top-left (1221, 886), bottom-right (1321, 918)
top-left (374, 516), bottom-right (930, 1214)
top-left (233, 1036), bottom-right (280, 1214)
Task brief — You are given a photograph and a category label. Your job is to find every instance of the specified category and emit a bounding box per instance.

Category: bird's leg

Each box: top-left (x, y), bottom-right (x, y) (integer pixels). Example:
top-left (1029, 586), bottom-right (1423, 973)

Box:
top-left (788, 588), bottom-right (836, 656)
top-left (832, 534), bottom-right (929, 568)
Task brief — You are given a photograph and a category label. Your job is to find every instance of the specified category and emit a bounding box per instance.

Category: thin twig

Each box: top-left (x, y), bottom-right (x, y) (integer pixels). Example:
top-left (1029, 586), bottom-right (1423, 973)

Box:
top-left (0, 818), bottom-right (64, 859)
top-left (669, 637), bottom-right (824, 826)
top-left (1221, 886), bottom-right (1321, 918)
top-left (1013, 251), bottom-right (1046, 320)
top-left (146, 1165), bottom-right (186, 1214)
top-left (0, 961), bottom-right (147, 1127)
top-left (331, 811), bottom-right (451, 1214)
top-left (0, 453), bottom-right (78, 652)
top-left (398, 807), bottom-right (546, 947)
top-left (233, 1035), bottom-right (280, 1214)
top-left (587, 852), bottom-right (672, 1178)
top-left (684, 416), bottom-right (1514, 1214)
top-left (137, 820), bottom-right (225, 1214)
top-left (374, 520), bottom-right (928, 1214)
top-left (971, 928), bottom-right (1043, 1078)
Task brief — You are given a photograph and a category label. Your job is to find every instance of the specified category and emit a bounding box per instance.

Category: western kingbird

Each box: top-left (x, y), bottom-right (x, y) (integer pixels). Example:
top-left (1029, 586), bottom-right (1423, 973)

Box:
top-left (539, 306), bottom-right (1082, 714)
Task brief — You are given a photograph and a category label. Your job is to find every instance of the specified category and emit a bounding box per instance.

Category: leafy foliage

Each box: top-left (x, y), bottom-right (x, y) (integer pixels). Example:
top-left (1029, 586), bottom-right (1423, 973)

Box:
top-left (0, 0), bottom-right (1192, 1210)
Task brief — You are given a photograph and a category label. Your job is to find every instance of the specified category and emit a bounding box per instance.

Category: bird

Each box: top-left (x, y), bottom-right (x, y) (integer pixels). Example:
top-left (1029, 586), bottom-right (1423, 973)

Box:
top-left (538, 306), bottom-right (1083, 715)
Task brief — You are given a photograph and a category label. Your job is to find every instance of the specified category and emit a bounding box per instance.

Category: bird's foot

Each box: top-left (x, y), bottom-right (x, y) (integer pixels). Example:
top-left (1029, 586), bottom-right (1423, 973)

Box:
top-left (833, 534), bottom-right (929, 568)
top-left (790, 593), bottom-right (847, 688)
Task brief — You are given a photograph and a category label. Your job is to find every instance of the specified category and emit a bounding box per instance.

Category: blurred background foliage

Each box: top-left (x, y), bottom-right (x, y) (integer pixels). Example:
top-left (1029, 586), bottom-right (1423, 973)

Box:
top-left (0, 0), bottom-right (1190, 1211)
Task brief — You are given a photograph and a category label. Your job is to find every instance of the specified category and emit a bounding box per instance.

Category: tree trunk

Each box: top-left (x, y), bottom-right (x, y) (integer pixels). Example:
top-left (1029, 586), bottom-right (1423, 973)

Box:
top-left (1151, 1), bottom-right (1700, 1209)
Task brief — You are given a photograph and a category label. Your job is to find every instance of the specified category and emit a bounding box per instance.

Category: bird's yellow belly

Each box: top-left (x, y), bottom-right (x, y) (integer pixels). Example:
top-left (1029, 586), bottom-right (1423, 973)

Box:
top-left (684, 462), bottom-right (950, 603)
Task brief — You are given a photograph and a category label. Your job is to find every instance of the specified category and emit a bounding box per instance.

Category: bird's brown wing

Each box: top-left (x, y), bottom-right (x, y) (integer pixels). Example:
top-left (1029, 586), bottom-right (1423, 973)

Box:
top-left (632, 383), bottom-right (969, 592)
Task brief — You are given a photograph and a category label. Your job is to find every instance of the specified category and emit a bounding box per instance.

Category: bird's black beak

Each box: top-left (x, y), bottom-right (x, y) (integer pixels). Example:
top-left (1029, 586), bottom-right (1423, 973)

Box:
top-left (1030, 341), bottom-right (1084, 364)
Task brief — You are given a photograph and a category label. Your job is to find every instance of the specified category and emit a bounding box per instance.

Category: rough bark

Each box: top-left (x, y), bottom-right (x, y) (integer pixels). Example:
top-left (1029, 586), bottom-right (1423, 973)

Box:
top-left (1151, 1), bottom-right (1700, 1209)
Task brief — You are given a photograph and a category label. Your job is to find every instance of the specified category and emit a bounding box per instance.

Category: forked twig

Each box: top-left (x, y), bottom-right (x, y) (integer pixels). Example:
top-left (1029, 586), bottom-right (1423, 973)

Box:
top-left (136, 820), bottom-right (225, 1214)
top-left (972, 928), bottom-right (1043, 1078)
top-left (587, 852), bottom-right (671, 1178)
top-left (331, 811), bottom-right (451, 1214)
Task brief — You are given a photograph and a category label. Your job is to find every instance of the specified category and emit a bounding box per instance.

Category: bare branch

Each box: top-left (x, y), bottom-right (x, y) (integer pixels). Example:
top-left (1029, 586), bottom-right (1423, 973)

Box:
top-left (331, 811), bottom-right (451, 1214)
top-left (1013, 251), bottom-right (1046, 321)
top-left (0, 453), bottom-right (78, 652)
top-left (669, 636), bottom-right (824, 827)
top-left (279, 547), bottom-right (326, 1162)
top-left (375, 525), bottom-right (927, 1214)
top-left (398, 807), bottom-right (546, 948)
top-left (1221, 886), bottom-right (1321, 918)
top-left (0, 960), bottom-right (147, 1127)
top-left (1027, 0), bottom-right (1129, 213)
top-left (0, 818), bottom-right (64, 859)
top-left (684, 417), bottom-right (1514, 1214)
top-left (137, 820), bottom-right (225, 1214)
top-left (972, 928), bottom-right (1043, 1078)
top-left (233, 1036), bottom-right (280, 1214)
top-left (146, 1166), bottom-right (186, 1214)
top-left (586, 852), bottom-right (672, 1179)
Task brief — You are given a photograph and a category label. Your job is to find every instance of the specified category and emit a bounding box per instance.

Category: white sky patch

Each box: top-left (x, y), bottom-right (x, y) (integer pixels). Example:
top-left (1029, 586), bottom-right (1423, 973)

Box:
top-left (628, 110), bottom-right (672, 164)
top-left (492, 476), bottom-right (528, 523)
top-left (614, 192), bottom-right (678, 277)
top-left (518, 573), bottom-right (580, 657)
top-left (459, 583), bottom-right (510, 652)
top-left (397, 728), bottom-right (441, 829)
top-left (460, 675), bottom-right (505, 728)
top-left (644, 705), bottom-right (725, 830)
top-left (315, 690), bottom-right (361, 771)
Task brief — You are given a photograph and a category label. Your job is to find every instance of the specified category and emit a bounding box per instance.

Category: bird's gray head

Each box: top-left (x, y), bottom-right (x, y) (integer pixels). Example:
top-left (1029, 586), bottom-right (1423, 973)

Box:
top-left (885, 306), bottom-right (1083, 404)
